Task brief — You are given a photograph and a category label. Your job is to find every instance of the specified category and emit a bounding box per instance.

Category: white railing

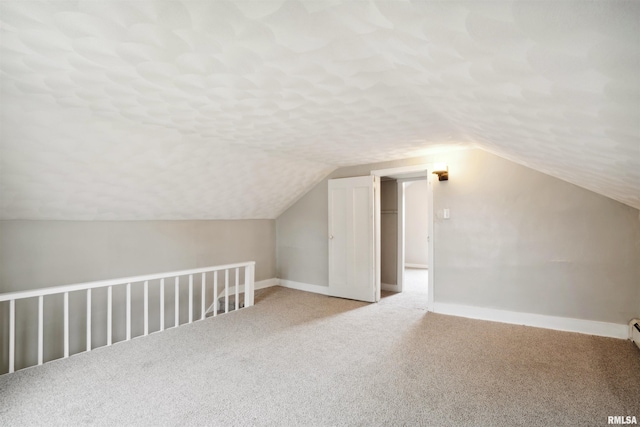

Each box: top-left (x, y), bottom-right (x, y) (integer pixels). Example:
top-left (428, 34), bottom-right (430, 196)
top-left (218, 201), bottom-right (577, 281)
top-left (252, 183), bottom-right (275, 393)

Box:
top-left (0, 261), bottom-right (255, 374)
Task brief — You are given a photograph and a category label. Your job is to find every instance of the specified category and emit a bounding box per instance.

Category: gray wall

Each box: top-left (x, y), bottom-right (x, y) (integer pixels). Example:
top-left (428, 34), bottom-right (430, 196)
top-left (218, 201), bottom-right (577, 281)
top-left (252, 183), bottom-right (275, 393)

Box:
top-left (380, 179), bottom-right (397, 285)
top-left (405, 180), bottom-right (429, 266)
top-left (276, 149), bottom-right (640, 325)
top-left (433, 149), bottom-right (640, 324)
top-left (0, 220), bottom-right (276, 372)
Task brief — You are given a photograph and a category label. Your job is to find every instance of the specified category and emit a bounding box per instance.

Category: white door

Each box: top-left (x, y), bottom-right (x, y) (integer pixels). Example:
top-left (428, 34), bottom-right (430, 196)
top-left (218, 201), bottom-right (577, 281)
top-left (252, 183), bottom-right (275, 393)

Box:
top-left (328, 176), bottom-right (379, 302)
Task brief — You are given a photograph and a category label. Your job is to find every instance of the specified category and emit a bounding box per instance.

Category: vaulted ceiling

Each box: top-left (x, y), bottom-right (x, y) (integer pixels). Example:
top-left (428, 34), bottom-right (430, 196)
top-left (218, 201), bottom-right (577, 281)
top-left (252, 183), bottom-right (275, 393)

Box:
top-left (1, 1), bottom-right (638, 219)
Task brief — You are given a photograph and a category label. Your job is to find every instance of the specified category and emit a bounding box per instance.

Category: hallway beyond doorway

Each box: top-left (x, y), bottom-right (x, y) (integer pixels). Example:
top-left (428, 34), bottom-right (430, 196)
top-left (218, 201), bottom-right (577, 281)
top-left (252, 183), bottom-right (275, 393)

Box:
top-left (402, 267), bottom-right (428, 294)
top-left (380, 268), bottom-right (428, 310)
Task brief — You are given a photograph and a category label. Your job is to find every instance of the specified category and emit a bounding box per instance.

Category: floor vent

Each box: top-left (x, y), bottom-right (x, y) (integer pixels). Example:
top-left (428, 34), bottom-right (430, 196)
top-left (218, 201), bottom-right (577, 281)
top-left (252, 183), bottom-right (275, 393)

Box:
top-left (631, 319), bottom-right (640, 351)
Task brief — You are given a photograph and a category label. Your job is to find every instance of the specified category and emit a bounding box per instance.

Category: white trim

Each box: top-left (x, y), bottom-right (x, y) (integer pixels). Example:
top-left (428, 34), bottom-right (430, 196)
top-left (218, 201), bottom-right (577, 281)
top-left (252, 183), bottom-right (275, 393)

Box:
top-left (371, 164), bottom-right (435, 311)
top-left (279, 280), bottom-right (330, 295)
top-left (381, 283), bottom-right (399, 292)
top-left (205, 278), bottom-right (279, 314)
top-left (371, 164), bottom-right (430, 179)
top-left (255, 278), bottom-right (279, 290)
top-left (405, 263), bottom-right (429, 269)
top-left (396, 180), bottom-right (405, 292)
top-left (426, 175), bottom-right (434, 312)
top-left (433, 302), bottom-right (629, 339)
top-left (219, 277), bottom-right (279, 296)
top-left (374, 176), bottom-right (381, 302)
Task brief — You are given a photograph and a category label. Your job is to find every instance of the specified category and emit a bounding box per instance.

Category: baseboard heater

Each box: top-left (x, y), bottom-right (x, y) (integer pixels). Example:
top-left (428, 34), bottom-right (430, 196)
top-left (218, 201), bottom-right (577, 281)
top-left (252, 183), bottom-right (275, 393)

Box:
top-left (631, 319), bottom-right (640, 351)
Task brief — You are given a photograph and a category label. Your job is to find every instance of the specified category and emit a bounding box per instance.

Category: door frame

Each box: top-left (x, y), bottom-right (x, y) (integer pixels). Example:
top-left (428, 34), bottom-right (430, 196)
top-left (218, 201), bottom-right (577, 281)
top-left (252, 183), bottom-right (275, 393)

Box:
top-left (371, 164), bottom-right (435, 312)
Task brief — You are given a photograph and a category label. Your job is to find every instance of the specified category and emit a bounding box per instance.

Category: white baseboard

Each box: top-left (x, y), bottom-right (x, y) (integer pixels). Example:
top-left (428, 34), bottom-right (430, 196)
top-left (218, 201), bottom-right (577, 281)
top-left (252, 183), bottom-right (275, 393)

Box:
top-left (219, 278), bottom-right (279, 296)
top-left (381, 283), bottom-right (399, 292)
top-left (405, 263), bottom-right (428, 269)
top-left (205, 278), bottom-right (279, 313)
top-left (279, 279), bottom-right (330, 295)
top-left (432, 302), bottom-right (629, 339)
top-left (215, 278), bottom-right (329, 298)
top-left (255, 278), bottom-right (279, 290)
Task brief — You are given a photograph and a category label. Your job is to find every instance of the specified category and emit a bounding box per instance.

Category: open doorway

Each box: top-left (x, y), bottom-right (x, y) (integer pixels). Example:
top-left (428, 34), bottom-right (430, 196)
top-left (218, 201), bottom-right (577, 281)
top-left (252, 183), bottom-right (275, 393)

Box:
top-left (400, 180), bottom-right (429, 296)
top-left (371, 164), bottom-right (435, 311)
top-left (379, 177), bottom-right (399, 291)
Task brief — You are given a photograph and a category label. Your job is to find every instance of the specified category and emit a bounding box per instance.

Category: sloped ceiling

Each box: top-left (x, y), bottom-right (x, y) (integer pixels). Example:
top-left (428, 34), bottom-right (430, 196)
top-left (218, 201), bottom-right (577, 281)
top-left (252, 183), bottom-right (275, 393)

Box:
top-left (1, 0), bottom-right (638, 220)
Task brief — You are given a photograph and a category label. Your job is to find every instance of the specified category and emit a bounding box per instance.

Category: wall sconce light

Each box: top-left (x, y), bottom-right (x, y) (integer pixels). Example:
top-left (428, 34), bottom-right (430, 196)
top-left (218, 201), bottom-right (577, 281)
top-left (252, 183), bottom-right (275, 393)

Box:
top-left (432, 163), bottom-right (448, 181)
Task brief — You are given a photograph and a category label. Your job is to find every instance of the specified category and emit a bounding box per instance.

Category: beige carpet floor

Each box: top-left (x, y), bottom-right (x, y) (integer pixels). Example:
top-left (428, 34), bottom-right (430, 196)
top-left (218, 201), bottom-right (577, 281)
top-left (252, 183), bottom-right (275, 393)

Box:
top-left (1, 286), bottom-right (639, 426)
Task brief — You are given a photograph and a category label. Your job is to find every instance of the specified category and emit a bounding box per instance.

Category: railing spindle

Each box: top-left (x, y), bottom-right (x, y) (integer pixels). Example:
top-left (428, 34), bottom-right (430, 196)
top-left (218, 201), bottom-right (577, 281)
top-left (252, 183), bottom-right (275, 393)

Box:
top-left (188, 274), bottom-right (193, 323)
top-left (201, 273), bottom-right (205, 320)
top-left (244, 265), bottom-right (253, 307)
top-left (144, 280), bottom-right (149, 336)
top-left (248, 263), bottom-right (255, 307)
top-left (86, 289), bottom-right (91, 352)
top-left (213, 271), bottom-right (218, 317)
top-left (64, 292), bottom-right (69, 358)
top-left (107, 286), bottom-right (112, 346)
top-left (38, 295), bottom-right (43, 365)
top-left (126, 283), bottom-right (131, 341)
top-left (224, 269), bottom-right (229, 314)
top-left (9, 299), bottom-right (15, 373)
top-left (160, 278), bottom-right (165, 332)
top-left (174, 277), bottom-right (179, 327)
top-left (235, 268), bottom-right (239, 310)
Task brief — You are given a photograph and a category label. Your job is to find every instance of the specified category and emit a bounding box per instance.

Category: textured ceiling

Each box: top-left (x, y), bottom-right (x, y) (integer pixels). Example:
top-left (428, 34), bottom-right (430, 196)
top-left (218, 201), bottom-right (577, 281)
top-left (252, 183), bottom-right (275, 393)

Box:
top-left (1, 0), bottom-right (638, 219)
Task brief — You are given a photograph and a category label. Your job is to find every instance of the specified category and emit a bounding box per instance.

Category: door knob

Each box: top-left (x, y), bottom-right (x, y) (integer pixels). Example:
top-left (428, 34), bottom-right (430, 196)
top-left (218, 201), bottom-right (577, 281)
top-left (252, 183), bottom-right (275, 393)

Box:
top-left (329, 235), bottom-right (334, 239)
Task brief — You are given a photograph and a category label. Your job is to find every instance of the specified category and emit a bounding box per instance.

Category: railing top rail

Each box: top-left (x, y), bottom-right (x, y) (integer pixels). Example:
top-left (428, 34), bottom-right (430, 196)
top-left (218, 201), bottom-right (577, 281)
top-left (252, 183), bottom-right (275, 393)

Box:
top-left (0, 261), bottom-right (256, 302)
